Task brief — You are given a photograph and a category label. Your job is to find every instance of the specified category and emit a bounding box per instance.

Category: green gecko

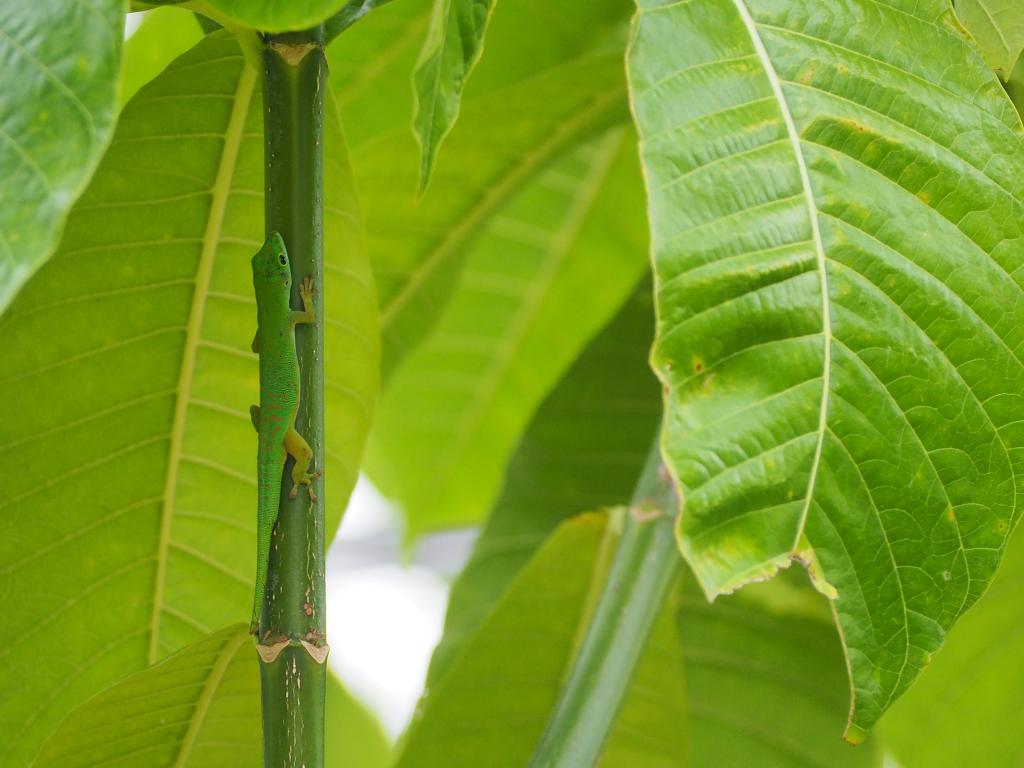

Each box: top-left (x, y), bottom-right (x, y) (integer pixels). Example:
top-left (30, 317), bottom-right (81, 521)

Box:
top-left (249, 232), bottom-right (320, 635)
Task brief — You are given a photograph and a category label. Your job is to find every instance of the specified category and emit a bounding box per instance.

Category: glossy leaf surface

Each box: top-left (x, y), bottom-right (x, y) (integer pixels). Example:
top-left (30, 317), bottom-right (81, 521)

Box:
top-left (629, 0), bottom-right (1024, 738)
top-left (0, 0), bottom-right (123, 313)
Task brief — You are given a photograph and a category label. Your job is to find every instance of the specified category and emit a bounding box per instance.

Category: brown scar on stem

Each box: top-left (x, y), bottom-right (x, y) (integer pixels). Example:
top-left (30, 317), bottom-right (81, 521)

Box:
top-left (256, 636), bottom-right (331, 664)
top-left (271, 42), bottom-right (317, 66)
top-left (256, 638), bottom-right (289, 664)
top-left (301, 640), bottom-right (330, 664)
top-left (630, 501), bottom-right (664, 522)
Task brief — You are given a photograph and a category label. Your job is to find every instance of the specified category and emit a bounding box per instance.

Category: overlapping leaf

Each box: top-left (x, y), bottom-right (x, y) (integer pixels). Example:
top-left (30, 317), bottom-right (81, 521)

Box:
top-left (629, 0), bottom-right (1024, 738)
top-left (324, 0), bottom-right (397, 41)
top-left (397, 514), bottom-right (623, 767)
top-left (366, 130), bottom-right (648, 533)
top-left (35, 624), bottom-right (390, 768)
top-left (194, 0), bottom-right (349, 33)
top-left (0, 0), bottom-right (123, 313)
top-left (0, 32), bottom-right (378, 765)
top-left (427, 282), bottom-right (661, 681)
top-left (955, 0), bottom-right (1024, 77)
top-left (676, 575), bottom-right (881, 767)
top-left (408, 512), bottom-right (877, 767)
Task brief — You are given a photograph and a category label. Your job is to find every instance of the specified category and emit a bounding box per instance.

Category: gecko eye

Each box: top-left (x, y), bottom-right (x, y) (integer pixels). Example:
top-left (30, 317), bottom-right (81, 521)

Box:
top-left (278, 254), bottom-right (287, 265)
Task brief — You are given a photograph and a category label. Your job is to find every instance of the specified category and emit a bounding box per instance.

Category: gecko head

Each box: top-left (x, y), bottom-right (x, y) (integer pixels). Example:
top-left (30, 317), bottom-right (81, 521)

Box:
top-left (251, 232), bottom-right (292, 287)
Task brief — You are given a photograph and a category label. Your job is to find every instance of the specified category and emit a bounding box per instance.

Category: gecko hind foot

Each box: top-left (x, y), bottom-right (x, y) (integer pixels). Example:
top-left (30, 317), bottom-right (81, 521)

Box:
top-left (289, 471), bottom-right (322, 501)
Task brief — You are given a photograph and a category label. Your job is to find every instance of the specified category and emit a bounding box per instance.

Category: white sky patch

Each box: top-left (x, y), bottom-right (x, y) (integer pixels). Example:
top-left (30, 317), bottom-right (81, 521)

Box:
top-left (326, 475), bottom-right (474, 738)
top-left (327, 564), bottom-right (448, 736)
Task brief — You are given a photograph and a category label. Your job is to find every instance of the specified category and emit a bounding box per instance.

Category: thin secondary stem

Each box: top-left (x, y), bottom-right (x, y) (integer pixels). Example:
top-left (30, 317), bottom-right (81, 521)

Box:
top-left (258, 25), bottom-right (328, 768)
top-left (530, 439), bottom-right (681, 767)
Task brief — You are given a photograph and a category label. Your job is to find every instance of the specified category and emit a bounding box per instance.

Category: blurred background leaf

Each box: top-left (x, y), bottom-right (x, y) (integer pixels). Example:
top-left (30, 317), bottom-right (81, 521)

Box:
top-left (331, 0), bottom-right (634, 375)
top-left (120, 9), bottom-right (204, 106)
top-left (426, 281), bottom-right (661, 679)
top-left (35, 624), bottom-right (389, 768)
top-left (402, 511), bottom-right (878, 767)
top-left (366, 129), bottom-right (648, 535)
top-left (954, 0), bottom-right (1024, 78)
top-left (0, 0), bottom-right (123, 313)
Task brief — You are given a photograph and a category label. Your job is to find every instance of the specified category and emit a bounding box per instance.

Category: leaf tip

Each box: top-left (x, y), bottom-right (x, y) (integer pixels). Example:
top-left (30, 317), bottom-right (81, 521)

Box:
top-left (843, 722), bottom-right (869, 746)
top-left (415, 148), bottom-right (436, 199)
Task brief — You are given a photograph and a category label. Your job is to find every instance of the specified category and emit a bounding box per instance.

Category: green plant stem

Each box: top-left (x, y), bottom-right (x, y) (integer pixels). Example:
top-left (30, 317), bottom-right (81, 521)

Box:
top-left (258, 26), bottom-right (328, 768)
top-left (530, 440), bottom-right (681, 767)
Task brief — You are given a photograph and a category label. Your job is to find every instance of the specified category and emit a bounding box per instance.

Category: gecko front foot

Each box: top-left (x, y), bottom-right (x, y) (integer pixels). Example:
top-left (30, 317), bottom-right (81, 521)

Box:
top-left (299, 275), bottom-right (315, 303)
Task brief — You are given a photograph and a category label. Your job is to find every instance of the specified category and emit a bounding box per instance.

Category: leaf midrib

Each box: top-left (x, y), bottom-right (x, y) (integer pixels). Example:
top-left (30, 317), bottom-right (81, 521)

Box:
top-left (172, 628), bottom-right (248, 767)
top-left (727, 0), bottom-right (917, 723)
top-left (148, 60), bottom-right (257, 666)
top-left (730, 0), bottom-right (831, 553)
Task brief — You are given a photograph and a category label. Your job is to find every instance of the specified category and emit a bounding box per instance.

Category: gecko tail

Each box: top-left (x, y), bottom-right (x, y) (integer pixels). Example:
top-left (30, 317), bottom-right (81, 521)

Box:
top-left (252, 460), bottom-right (283, 636)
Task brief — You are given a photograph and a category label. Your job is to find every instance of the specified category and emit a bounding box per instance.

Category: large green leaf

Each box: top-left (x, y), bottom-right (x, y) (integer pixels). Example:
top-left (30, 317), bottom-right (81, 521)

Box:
top-left (0, 0), bottom-right (123, 314)
top-left (629, 0), bottom-right (1024, 739)
top-left (955, 0), bottom-right (1024, 78)
top-left (0, 33), bottom-right (378, 765)
top-left (34, 624), bottom-right (390, 767)
top-left (331, 0), bottom-right (633, 374)
top-left (412, 0), bottom-right (496, 188)
top-left (880, 524), bottom-right (1024, 767)
top-left (366, 129), bottom-right (648, 533)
